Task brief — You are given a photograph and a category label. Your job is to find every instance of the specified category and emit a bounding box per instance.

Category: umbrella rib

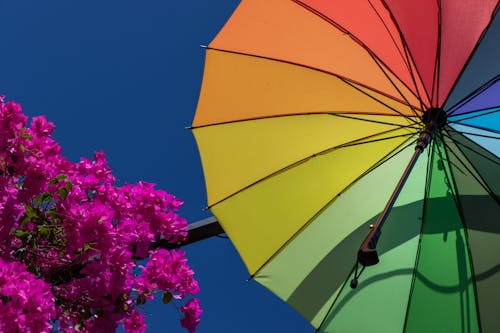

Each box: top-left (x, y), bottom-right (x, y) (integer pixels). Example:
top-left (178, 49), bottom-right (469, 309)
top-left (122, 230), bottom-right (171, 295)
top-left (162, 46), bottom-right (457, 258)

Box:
top-left (205, 47), bottom-right (421, 125)
top-left (442, 129), bottom-right (499, 204)
top-left (402, 140), bottom-right (434, 332)
top-left (441, 131), bottom-right (500, 167)
top-left (379, 0), bottom-right (433, 105)
top-left (446, 124), bottom-right (500, 144)
top-left (330, 113), bottom-right (420, 130)
top-left (249, 136), bottom-right (418, 280)
top-left (335, 77), bottom-right (420, 125)
top-left (430, 0), bottom-right (443, 105)
top-left (397, 24), bottom-right (427, 111)
top-left (446, 76), bottom-right (499, 116)
top-left (364, 48), bottom-right (422, 121)
top-left (206, 130), bottom-right (419, 210)
top-left (432, 136), bottom-right (469, 176)
top-left (293, 0), bottom-right (423, 119)
top-left (434, 134), bottom-right (465, 210)
top-left (448, 130), bottom-right (500, 140)
top-left (441, 4), bottom-right (500, 108)
top-left (316, 263), bottom-right (358, 331)
top-left (190, 112), bottom-right (419, 130)
top-left (448, 107), bottom-right (500, 124)
top-left (366, 0), bottom-right (413, 73)
top-left (439, 136), bottom-right (485, 330)
top-left (449, 122), bottom-right (500, 135)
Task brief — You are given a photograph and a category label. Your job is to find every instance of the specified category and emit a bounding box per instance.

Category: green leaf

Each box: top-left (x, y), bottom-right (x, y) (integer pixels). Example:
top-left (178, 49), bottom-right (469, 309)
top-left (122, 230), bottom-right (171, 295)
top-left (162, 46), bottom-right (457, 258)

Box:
top-left (38, 225), bottom-right (50, 239)
top-left (35, 192), bottom-right (51, 205)
top-left (58, 187), bottom-right (68, 200)
top-left (20, 128), bottom-right (33, 140)
top-left (22, 205), bottom-right (37, 221)
top-left (49, 174), bottom-right (67, 185)
top-left (162, 291), bottom-right (173, 304)
top-left (83, 243), bottom-right (91, 252)
top-left (14, 229), bottom-right (28, 238)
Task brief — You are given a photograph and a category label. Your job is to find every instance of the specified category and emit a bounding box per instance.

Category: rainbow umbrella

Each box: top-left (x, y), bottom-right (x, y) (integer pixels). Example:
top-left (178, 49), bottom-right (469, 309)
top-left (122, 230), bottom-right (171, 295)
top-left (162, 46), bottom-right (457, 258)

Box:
top-left (191, 0), bottom-right (500, 332)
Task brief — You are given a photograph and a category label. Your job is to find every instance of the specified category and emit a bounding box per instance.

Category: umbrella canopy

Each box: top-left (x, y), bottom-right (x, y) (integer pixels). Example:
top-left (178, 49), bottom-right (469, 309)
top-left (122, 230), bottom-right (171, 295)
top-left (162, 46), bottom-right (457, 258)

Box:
top-left (191, 0), bottom-right (500, 332)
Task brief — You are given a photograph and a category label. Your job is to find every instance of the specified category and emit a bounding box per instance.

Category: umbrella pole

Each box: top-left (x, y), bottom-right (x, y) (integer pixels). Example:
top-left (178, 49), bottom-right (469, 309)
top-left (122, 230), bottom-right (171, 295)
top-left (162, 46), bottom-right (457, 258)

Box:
top-left (357, 108), bottom-right (446, 268)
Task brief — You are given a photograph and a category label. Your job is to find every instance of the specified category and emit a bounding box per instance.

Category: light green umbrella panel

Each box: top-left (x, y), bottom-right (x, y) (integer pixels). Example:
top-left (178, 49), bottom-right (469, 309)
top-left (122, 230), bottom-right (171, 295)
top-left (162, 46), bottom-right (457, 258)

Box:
top-left (254, 136), bottom-right (498, 333)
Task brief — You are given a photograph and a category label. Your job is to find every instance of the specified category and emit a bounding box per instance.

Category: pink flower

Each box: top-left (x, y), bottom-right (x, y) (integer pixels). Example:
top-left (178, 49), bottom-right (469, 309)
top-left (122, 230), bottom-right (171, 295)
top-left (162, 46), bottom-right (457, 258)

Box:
top-left (122, 309), bottom-right (146, 333)
top-left (0, 258), bottom-right (55, 333)
top-left (0, 96), bottom-right (201, 332)
top-left (180, 298), bottom-right (202, 333)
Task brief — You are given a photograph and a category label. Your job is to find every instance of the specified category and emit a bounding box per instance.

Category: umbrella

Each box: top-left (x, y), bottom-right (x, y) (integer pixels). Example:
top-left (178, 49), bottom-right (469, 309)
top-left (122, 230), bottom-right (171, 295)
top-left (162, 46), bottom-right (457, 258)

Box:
top-left (191, 0), bottom-right (500, 332)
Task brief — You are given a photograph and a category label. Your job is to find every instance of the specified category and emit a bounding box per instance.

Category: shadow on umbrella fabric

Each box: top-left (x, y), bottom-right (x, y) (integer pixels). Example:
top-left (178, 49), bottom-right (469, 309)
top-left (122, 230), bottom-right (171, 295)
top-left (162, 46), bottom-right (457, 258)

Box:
top-left (286, 193), bottom-right (498, 333)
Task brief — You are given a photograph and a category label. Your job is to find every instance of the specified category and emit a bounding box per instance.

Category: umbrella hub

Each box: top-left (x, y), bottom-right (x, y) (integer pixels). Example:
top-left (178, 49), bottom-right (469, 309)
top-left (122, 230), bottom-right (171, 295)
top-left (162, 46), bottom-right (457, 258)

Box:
top-left (416, 108), bottom-right (447, 151)
top-left (423, 107), bottom-right (447, 128)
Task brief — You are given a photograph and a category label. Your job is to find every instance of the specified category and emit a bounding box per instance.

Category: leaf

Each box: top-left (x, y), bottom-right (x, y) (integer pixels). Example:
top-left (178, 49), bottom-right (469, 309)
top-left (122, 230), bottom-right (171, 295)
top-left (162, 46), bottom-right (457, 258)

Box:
top-left (49, 174), bottom-right (67, 185)
top-left (162, 291), bottom-right (173, 304)
top-left (58, 187), bottom-right (68, 200)
top-left (14, 229), bottom-right (28, 238)
top-left (35, 192), bottom-right (51, 205)
top-left (83, 243), bottom-right (91, 252)
top-left (20, 128), bottom-right (32, 140)
top-left (38, 225), bottom-right (50, 239)
top-left (21, 205), bottom-right (37, 225)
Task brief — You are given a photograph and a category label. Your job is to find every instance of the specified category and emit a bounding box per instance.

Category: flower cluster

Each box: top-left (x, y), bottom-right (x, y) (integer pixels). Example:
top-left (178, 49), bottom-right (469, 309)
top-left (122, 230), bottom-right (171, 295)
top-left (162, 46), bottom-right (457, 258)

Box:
top-left (0, 96), bottom-right (201, 332)
top-left (0, 258), bottom-right (55, 333)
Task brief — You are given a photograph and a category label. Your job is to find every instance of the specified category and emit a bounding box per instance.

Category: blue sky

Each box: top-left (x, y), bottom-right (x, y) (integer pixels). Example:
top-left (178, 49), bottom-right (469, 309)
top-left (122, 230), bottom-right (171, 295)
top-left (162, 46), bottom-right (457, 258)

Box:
top-left (0, 1), bottom-right (312, 332)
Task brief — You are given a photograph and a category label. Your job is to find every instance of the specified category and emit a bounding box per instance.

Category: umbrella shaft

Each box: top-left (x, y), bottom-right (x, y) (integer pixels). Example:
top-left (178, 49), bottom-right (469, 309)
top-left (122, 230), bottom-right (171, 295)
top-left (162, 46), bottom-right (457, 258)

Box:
top-left (357, 119), bottom-right (437, 266)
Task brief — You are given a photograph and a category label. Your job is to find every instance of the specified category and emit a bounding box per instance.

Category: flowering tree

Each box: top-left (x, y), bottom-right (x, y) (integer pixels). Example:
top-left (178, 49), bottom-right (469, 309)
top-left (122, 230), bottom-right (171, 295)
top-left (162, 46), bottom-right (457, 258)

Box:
top-left (0, 96), bottom-right (202, 333)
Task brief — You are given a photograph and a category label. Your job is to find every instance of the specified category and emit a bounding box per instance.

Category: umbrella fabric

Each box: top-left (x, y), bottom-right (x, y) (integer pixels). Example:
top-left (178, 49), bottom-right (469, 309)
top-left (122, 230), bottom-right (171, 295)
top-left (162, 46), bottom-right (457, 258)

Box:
top-left (192, 0), bottom-right (499, 332)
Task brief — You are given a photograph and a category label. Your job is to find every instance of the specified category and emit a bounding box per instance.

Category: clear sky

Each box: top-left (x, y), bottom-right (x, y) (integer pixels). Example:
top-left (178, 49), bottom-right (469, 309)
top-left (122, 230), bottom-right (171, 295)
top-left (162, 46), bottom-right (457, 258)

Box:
top-left (0, 1), bottom-right (313, 332)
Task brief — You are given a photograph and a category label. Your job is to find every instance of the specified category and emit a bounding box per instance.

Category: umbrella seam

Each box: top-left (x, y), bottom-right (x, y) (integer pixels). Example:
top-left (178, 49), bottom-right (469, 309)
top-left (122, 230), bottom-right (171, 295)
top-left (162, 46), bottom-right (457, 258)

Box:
top-left (190, 112), bottom-right (421, 130)
top-left (446, 76), bottom-right (500, 116)
top-left (330, 114), bottom-right (421, 131)
top-left (448, 121), bottom-right (500, 136)
top-left (401, 137), bottom-right (434, 332)
top-left (440, 137), bottom-right (493, 195)
top-left (438, 133), bottom-right (483, 332)
top-left (448, 107), bottom-right (500, 125)
top-left (442, 129), bottom-right (500, 166)
top-left (442, 129), bottom-right (499, 204)
top-left (431, 0), bottom-right (443, 106)
top-left (316, 263), bottom-right (358, 332)
top-left (448, 129), bottom-right (500, 140)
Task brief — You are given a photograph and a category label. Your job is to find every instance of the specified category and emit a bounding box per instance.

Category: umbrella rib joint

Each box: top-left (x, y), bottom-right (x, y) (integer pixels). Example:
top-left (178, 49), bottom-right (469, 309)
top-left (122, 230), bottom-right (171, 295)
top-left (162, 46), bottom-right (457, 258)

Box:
top-left (355, 108), bottom-right (447, 274)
